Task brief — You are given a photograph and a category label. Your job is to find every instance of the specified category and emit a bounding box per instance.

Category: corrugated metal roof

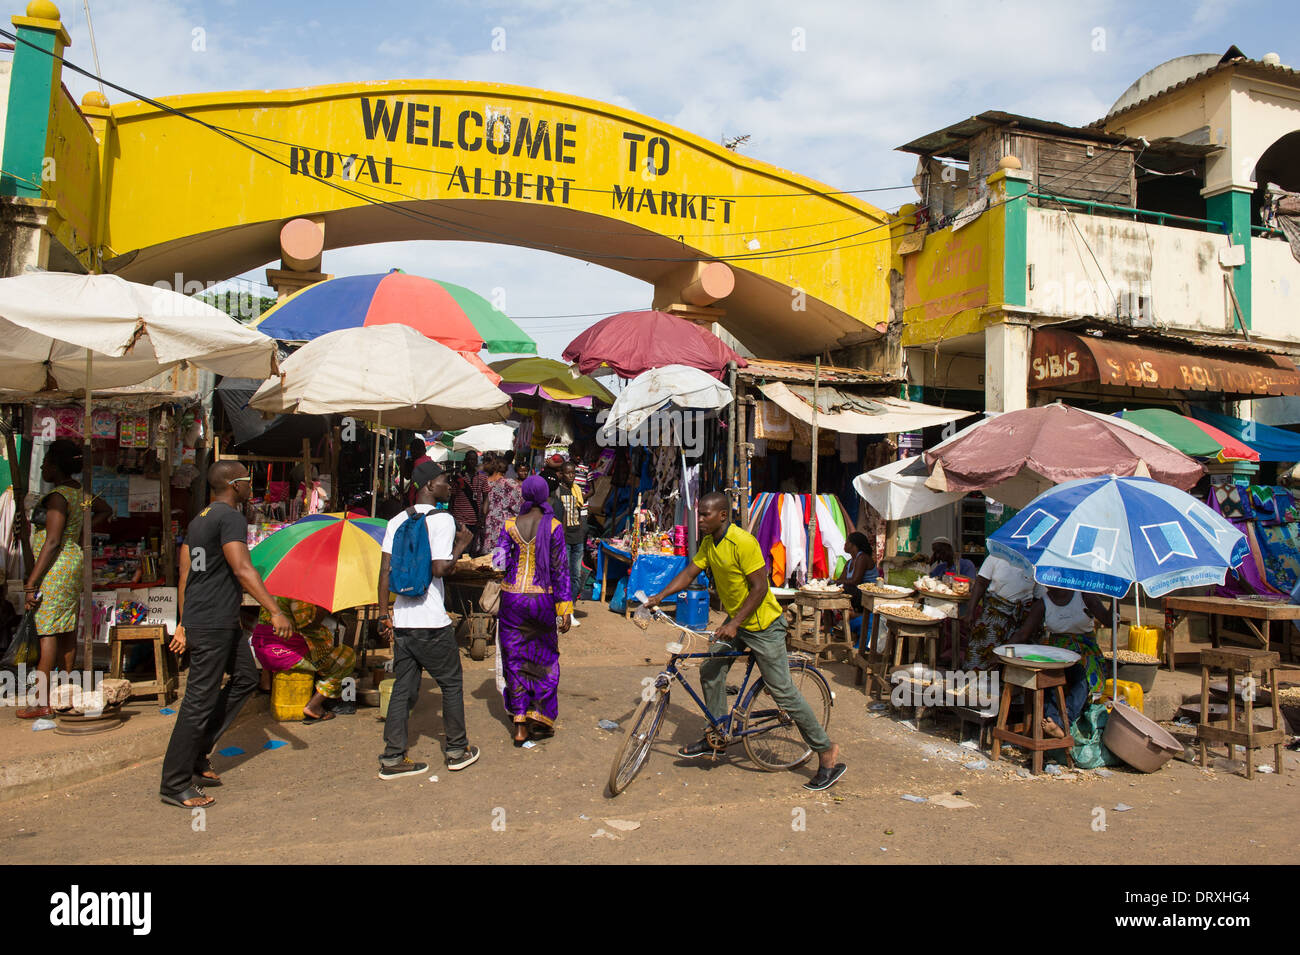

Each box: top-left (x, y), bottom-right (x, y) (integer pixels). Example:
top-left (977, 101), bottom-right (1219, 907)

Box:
top-left (897, 110), bottom-right (1129, 159)
top-left (737, 358), bottom-right (900, 387)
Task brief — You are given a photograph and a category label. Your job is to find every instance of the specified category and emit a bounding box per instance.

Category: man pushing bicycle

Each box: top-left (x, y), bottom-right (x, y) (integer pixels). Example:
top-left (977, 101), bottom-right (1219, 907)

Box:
top-left (644, 492), bottom-right (847, 791)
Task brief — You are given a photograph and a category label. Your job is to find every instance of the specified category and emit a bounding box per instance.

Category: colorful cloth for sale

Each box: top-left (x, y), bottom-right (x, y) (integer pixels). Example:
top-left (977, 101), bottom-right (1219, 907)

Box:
top-left (249, 512), bottom-right (388, 613)
top-left (483, 477), bottom-right (523, 562)
top-left (492, 502), bottom-right (572, 728)
top-left (1256, 522), bottom-right (1300, 594)
top-left (256, 596), bottom-right (355, 698)
top-left (965, 592), bottom-right (1035, 670)
top-left (32, 485), bottom-right (84, 636)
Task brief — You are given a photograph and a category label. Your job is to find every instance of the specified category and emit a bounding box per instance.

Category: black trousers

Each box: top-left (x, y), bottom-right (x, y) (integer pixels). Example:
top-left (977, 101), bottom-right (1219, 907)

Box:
top-left (159, 626), bottom-right (258, 796)
top-left (381, 625), bottom-right (468, 765)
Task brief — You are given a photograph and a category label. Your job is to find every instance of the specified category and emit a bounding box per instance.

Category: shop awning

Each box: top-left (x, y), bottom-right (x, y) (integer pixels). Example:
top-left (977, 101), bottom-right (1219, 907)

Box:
top-left (1029, 329), bottom-right (1300, 396)
top-left (757, 382), bottom-right (973, 434)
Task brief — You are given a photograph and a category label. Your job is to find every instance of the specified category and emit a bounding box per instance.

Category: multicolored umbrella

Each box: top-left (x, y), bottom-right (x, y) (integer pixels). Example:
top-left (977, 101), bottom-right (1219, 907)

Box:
top-left (250, 513), bottom-right (389, 613)
top-left (562, 310), bottom-right (747, 380)
top-left (489, 356), bottom-right (614, 407)
top-left (1115, 408), bottom-right (1260, 463)
top-left (255, 270), bottom-right (536, 356)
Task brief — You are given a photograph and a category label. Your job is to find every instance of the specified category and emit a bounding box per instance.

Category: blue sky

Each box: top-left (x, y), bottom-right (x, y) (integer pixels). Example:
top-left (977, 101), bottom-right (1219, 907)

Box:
top-left (51, 0), bottom-right (1300, 360)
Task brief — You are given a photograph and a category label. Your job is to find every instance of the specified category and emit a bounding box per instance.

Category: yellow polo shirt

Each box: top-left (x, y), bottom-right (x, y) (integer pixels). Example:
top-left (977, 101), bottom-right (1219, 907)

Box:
top-left (692, 523), bottom-right (782, 632)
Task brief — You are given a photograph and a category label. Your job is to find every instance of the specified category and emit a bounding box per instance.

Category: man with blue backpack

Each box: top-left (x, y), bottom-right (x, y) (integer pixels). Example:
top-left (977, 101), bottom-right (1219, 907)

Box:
top-left (377, 461), bottom-right (478, 779)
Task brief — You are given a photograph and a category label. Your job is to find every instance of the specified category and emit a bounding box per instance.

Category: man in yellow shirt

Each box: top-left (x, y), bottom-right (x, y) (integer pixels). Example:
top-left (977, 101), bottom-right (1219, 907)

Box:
top-left (645, 492), bottom-right (846, 791)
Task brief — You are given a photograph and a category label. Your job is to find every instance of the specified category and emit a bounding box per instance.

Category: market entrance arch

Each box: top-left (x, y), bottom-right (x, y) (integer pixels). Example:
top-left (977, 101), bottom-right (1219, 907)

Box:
top-left (2, 7), bottom-right (893, 355)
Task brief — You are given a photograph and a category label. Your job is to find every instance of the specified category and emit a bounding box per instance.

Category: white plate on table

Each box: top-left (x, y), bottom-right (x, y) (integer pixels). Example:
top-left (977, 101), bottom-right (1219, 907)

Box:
top-left (993, 644), bottom-right (1080, 670)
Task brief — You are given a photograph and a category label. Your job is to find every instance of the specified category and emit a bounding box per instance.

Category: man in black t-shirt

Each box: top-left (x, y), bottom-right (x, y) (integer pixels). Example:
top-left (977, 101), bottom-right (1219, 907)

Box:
top-left (159, 461), bottom-right (292, 809)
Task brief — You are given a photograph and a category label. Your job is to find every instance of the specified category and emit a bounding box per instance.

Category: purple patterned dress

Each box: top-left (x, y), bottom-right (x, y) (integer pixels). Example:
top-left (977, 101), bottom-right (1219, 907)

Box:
top-left (492, 516), bottom-right (572, 727)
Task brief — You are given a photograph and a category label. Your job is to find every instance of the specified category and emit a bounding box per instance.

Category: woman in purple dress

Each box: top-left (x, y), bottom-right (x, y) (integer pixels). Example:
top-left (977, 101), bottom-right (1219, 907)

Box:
top-left (492, 476), bottom-right (572, 745)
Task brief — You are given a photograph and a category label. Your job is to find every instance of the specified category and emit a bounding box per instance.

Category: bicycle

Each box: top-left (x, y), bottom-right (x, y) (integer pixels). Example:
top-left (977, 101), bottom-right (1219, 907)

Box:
top-left (607, 602), bottom-right (834, 796)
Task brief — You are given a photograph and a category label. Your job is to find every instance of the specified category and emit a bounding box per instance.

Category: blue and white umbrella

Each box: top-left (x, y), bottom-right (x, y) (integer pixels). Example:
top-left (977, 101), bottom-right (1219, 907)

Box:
top-left (987, 475), bottom-right (1247, 698)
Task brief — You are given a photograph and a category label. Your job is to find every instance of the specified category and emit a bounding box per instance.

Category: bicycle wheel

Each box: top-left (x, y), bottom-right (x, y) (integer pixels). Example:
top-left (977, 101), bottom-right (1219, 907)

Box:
top-left (607, 688), bottom-right (670, 795)
top-left (740, 661), bottom-right (832, 771)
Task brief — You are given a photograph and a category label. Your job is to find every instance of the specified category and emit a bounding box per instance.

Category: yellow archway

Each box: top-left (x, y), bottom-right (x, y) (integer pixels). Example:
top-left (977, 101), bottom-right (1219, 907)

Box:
top-left (3, 5), bottom-right (893, 355)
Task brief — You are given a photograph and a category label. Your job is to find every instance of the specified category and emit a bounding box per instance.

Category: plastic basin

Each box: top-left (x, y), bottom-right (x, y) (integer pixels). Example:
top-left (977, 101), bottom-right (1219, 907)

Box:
top-left (1102, 701), bottom-right (1182, 773)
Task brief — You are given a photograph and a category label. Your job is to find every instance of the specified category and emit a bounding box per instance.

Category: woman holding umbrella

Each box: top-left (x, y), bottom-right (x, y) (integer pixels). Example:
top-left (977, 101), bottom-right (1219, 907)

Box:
top-left (491, 476), bottom-right (572, 745)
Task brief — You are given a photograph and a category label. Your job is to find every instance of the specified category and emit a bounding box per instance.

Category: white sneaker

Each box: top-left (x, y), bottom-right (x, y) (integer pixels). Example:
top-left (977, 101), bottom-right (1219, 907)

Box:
top-left (569, 616), bottom-right (581, 628)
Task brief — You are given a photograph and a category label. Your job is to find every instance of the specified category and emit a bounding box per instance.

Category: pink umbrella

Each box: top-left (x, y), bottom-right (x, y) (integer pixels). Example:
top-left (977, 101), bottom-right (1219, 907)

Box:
top-left (562, 310), bottom-right (747, 380)
top-left (923, 404), bottom-right (1204, 507)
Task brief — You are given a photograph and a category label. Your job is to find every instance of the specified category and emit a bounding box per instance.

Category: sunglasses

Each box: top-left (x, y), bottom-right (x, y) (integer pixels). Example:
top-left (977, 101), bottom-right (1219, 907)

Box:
top-left (229, 476), bottom-right (253, 485)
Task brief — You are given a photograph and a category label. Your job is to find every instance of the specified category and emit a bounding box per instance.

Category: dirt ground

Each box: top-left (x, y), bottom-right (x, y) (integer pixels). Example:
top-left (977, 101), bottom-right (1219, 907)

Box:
top-left (4, 604), bottom-right (1299, 865)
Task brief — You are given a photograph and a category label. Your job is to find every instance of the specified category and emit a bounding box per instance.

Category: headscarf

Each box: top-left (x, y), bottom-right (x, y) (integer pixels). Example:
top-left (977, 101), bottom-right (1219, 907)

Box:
top-left (518, 475), bottom-right (555, 588)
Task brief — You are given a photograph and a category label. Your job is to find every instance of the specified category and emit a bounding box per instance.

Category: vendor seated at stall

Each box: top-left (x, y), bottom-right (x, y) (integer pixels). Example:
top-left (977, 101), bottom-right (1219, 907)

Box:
top-left (252, 597), bottom-right (357, 722)
top-left (929, 536), bottom-right (976, 581)
top-left (836, 532), bottom-right (877, 634)
top-left (1011, 586), bottom-right (1109, 739)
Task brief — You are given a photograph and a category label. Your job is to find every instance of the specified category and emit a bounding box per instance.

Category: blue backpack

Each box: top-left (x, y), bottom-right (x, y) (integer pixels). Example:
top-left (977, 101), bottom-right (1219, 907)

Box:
top-left (389, 507), bottom-right (434, 597)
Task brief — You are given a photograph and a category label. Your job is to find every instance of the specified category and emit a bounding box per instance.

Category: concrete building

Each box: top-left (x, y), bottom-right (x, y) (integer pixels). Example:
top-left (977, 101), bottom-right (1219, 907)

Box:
top-left (895, 47), bottom-right (1300, 423)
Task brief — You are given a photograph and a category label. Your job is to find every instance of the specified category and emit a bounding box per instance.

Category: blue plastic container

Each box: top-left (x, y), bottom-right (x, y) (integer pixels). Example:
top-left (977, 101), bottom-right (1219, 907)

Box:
top-left (675, 588), bottom-right (710, 630)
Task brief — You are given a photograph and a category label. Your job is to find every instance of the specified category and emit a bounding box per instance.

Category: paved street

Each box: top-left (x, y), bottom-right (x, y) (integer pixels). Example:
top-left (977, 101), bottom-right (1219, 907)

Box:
top-left (4, 609), bottom-right (1297, 865)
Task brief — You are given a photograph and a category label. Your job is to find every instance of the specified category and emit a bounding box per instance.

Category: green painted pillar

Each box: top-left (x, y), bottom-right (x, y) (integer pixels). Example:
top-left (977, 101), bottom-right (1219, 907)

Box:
top-left (1, 2), bottom-right (71, 198)
top-left (1206, 188), bottom-right (1252, 332)
top-left (1000, 172), bottom-right (1029, 308)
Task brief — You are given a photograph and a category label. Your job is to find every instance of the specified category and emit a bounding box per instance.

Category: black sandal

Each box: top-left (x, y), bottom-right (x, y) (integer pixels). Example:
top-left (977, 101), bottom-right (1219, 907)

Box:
top-left (192, 759), bottom-right (222, 786)
top-left (301, 710), bottom-right (336, 725)
top-left (803, 763), bottom-right (847, 792)
top-left (160, 786), bottom-right (214, 809)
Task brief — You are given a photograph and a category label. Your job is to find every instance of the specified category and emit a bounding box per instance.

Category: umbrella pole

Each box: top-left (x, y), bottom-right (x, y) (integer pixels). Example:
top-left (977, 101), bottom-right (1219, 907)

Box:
top-left (1112, 598), bottom-right (1119, 705)
top-left (81, 350), bottom-right (94, 681)
top-left (370, 411), bottom-right (381, 517)
top-left (807, 357), bottom-right (820, 582)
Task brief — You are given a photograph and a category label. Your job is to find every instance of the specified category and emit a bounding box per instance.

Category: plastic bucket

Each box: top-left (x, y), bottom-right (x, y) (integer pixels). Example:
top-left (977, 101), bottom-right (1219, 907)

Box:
top-left (1102, 701), bottom-right (1182, 773)
top-left (675, 588), bottom-right (710, 630)
top-left (378, 678), bottom-right (396, 719)
top-left (271, 671), bottom-right (314, 721)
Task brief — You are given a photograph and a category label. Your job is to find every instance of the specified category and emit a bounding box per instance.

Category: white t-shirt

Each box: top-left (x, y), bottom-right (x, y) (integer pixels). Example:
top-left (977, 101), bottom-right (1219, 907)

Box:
top-left (978, 555), bottom-right (1036, 604)
top-left (382, 505), bottom-right (456, 629)
top-left (1040, 589), bottom-right (1095, 634)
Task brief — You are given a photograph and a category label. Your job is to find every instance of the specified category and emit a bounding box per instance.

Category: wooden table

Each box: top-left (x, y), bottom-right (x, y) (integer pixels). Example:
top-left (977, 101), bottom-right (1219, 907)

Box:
top-left (1163, 595), bottom-right (1300, 670)
top-left (852, 587), bottom-right (914, 698)
top-left (789, 591), bottom-right (854, 662)
top-left (914, 587), bottom-right (965, 666)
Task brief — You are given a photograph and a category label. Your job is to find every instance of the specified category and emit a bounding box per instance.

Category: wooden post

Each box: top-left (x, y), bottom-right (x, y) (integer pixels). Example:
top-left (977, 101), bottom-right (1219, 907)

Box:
top-left (726, 360), bottom-right (736, 513)
top-left (737, 386), bottom-right (751, 529)
top-left (81, 351), bottom-right (95, 673)
top-left (369, 413), bottom-right (382, 517)
top-left (806, 357), bottom-right (820, 582)
top-left (328, 423), bottom-right (341, 510)
top-left (160, 437), bottom-right (174, 586)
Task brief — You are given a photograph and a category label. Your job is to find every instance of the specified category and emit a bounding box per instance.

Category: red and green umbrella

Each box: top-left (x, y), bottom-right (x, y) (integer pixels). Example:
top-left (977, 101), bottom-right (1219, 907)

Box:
top-left (255, 270), bottom-right (536, 356)
top-left (1116, 408), bottom-right (1260, 463)
top-left (250, 513), bottom-right (389, 613)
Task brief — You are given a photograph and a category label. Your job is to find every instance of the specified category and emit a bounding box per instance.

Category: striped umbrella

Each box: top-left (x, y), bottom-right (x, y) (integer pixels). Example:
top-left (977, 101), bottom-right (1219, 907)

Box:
top-left (250, 513), bottom-right (390, 613)
top-left (255, 270), bottom-right (536, 358)
top-left (1115, 408), bottom-right (1259, 463)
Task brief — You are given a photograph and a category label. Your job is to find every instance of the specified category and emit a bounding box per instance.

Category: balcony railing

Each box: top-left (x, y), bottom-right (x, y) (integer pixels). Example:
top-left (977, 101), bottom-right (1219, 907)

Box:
top-left (1027, 192), bottom-right (1226, 232)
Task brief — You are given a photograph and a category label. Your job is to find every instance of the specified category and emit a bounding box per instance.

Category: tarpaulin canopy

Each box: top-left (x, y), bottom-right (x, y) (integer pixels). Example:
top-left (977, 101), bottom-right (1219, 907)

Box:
top-left (1115, 408), bottom-right (1259, 463)
top-left (853, 455), bottom-right (964, 521)
top-left (1189, 408), bottom-right (1300, 462)
top-left (757, 382), bottom-right (973, 434)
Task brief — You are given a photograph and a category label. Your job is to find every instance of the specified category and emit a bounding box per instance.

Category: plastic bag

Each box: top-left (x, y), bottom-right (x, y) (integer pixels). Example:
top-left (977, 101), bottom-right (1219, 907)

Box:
top-left (0, 612), bottom-right (40, 669)
top-left (1066, 702), bottom-right (1123, 769)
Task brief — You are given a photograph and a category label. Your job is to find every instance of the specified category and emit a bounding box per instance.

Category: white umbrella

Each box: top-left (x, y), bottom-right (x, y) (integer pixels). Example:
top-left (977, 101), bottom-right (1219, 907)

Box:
top-left (0, 271), bottom-right (278, 672)
top-left (249, 324), bottom-right (511, 431)
top-left (450, 422), bottom-right (517, 453)
top-left (250, 324), bottom-right (511, 515)
top-left (853, 455), bottom-right (964, 521)
top-left (599, 364), bottom-right (732, 438)
top-left (0, 272), bottom-right (277, 390)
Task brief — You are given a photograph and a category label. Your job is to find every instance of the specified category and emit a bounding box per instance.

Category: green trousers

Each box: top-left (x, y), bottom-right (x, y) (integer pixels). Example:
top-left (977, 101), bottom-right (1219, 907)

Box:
top-left (698, 617), bottom-right (832, 753)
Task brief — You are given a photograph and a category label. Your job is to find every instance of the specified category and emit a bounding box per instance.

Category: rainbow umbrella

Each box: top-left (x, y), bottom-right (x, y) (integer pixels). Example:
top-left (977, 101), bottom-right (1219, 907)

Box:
top-left (255, 270), bottom-right (536, 355)
top-left (1116, 408), bottom-right (1260, 463)
top-left (250, 513), bottom-right (389, 613)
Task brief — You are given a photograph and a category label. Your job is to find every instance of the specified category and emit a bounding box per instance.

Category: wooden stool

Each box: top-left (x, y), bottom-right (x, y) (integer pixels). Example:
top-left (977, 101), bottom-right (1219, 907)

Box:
top-left (1196, 647), bottom-right (1287, 779)
top-left (990, 664), bottom-right (1075, 775)
top-left (889, 619), bottom-right (943, 724)
top-left (789, 592), bottom-right (854, 662)
top-left (109, 624), bottom-right (177, 705)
